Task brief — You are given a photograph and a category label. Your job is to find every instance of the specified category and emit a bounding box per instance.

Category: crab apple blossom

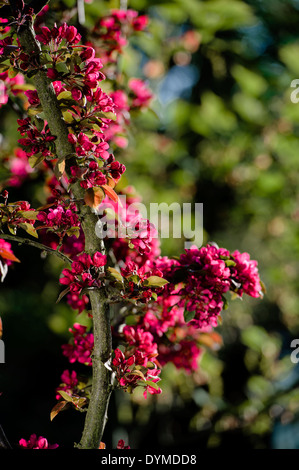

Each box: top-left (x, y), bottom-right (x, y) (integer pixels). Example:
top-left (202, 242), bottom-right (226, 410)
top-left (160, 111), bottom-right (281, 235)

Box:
top-left (62, 323), bottom-right (94, 366)
top-left (6, 148), bottom-right (34, 187)
top-left (0, 71), bottom-right (25, 107)
top-left (19, 434), bottom-right (59, 449)
top-left (112, 347), bottom-right (162, 398)
top-left (59, 251), bottom-right (107, 295)
top-left (55, 369), bottom-right (79, 400)
top-left (0, 0), bottom-right (263, 450)
top-left (116, 439), bottom-right (130, 449)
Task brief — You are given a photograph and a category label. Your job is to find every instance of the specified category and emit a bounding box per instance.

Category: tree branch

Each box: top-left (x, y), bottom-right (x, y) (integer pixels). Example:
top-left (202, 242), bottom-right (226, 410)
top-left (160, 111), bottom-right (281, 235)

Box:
top-left (77, 290), bottom-right (112, 449)
top-left (0, 233), bottom-right (72, 264)
top-left (8, 3), bottom-right (113, 449)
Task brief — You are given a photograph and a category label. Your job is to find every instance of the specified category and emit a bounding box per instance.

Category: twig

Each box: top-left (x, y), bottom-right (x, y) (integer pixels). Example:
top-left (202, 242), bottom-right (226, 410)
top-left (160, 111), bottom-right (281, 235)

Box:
top-left (0, 233), bottom-right (72, 265)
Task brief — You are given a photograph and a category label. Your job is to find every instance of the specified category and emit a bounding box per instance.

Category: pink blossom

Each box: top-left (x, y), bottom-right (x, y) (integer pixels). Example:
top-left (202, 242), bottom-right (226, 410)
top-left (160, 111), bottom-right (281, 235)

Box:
top-left (62, 323), bottom-right (94, 366)
top-left (116, 439), bottom-right (130, 449)
top-left (19, 434), bottom-right (58, 449)
top-left (55, 369), bottom-right (78, 400)
top-left (128, 78), bottom-right (153, 108)
top-left (7, 148), bottom-right (33, 187)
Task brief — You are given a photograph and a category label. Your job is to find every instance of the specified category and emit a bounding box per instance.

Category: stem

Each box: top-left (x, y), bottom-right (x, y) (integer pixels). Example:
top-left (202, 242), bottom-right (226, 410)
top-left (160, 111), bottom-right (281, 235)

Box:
top-left (9, 5), bottom-right (113, 449)
top-left (0, 233), bottom-right (72, 264)
top-left (78, 290), bottom-right (112, 449)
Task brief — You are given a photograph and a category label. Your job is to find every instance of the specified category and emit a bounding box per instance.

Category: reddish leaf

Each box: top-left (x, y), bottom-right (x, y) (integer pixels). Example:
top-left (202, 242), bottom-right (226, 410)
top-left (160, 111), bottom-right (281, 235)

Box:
top-left (37, 203), bottom-right (56, 211)
top-left (84, 187), bottom-right (105, 208)
top-left (198, 332), bottom-right (223, 349)
top-left (0, 247), bottom-right (20, 263)
top-left (107, 177), bottom-right (116, 188)
top-left (56, 287), bottom-right (70, 304)
top-left (101, 184), bottom-right (121, 205)
top-left (50, 400), bottom-right (69, 421)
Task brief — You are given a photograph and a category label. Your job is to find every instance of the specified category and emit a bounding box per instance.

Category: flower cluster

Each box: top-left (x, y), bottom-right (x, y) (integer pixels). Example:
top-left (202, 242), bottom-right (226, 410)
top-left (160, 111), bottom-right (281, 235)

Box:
top-left (0, 198), bottom-right (37, 237)
top-left (136, 297), bottom-right (204, 373)
top-left (62, 323), bottom-right (94, 366)
top-left (157, 244), bottom-right (262, 331)
top-left (122, 325), bottom-right (158, 358)
top-left (35, 23), bottom-right (81, 48)
top-left (66, 291), bottom-right (89, 314)
top-left (59, 251), bottom-right (107, 295)
top-left (5, 148), bottom-right (34, 187)
top-left (0, 71), bottom-right (25, 107)
top-left (19, 434), bottom-right (58, 449)
top-left (128, 78), bottom-right (153, 109)
top-left (230, 250), bottom-right (262, 298)
top-left (105, 79), bottom-right (153, 150)
top-left (37, 201), bottom-right (80, 236)
top-left (111, 323), bottom-right (162, 398)
top-left (112, 347), bottom-right (161, 399)
top-left (17, 117), bottom-right (56, 159)
top-left (92, 9), bottom-right (148, 66)
top-left (100, 191), bottom-right (158, 257)
top-left (69, 161), bottom-right (106, 189)
top-left (117, 260), bottom-right (167, 303)
top-left (55, 369), bottom-right (79, 400)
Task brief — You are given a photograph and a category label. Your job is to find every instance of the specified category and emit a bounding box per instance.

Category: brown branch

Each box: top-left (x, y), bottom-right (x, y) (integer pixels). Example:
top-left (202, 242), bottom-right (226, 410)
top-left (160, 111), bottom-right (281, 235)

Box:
top-left (0, 233), bottom-right (72, 264)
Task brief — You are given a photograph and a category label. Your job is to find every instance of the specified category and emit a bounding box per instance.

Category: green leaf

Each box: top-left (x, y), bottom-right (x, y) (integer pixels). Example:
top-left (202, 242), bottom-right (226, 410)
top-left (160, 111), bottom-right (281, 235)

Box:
top-left (225, 259), bottom-right (236, 267)
top-left (55, 62), bottom-right (70, 74)
top-left (66, 226), bottom-right (80, 238)
top-left (98, 111), bottom-right (117, 121)
top-left (17, 210), bottom-right (39, 220)
top-left (7, 225), bottom-right (16, 235)
top-left (143, 276), bottom-right (169, 287)
top-left (28, 153), bottom-right (45, 169)
top-left (57, 90), bottom-right (72, 101)
top-left (108, 267), bottom-right (123, 283)
top-left (57, 390), bottom-right (73, 402)
top-left (19, 222), bottom-right (38, 238)
top-left (222, 296), bottom-right (229, 310)
top-left (151, 292), bottom-right (158, 301)
top-left (72, 396), bottom-right (87, 409)
top-left (129, 370), bottom-right (146, 381)
top-left (34, 116), bottom-right (45, 132)
top-left (125, 315), bottom-right (139, 326)
top-left (184, 310), bottom-right (196, 323)
top-left (62, 111), bottom-right (75, 123)
top-left (54, 159), bottom-right (66, 180)
top-left (129, 274), bottom-right (140, 284)
top-left (0, 64), bottom-right (9, 72)
top-left (8, 67), bottom-right (18, 78)
top-left (144, 380), bottom-right (160, 391)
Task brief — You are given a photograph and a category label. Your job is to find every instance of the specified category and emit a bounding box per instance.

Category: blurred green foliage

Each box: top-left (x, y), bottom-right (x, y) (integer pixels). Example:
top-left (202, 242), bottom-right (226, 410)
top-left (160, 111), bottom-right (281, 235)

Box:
top-left (1, 0), bottom-right (299, 449)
